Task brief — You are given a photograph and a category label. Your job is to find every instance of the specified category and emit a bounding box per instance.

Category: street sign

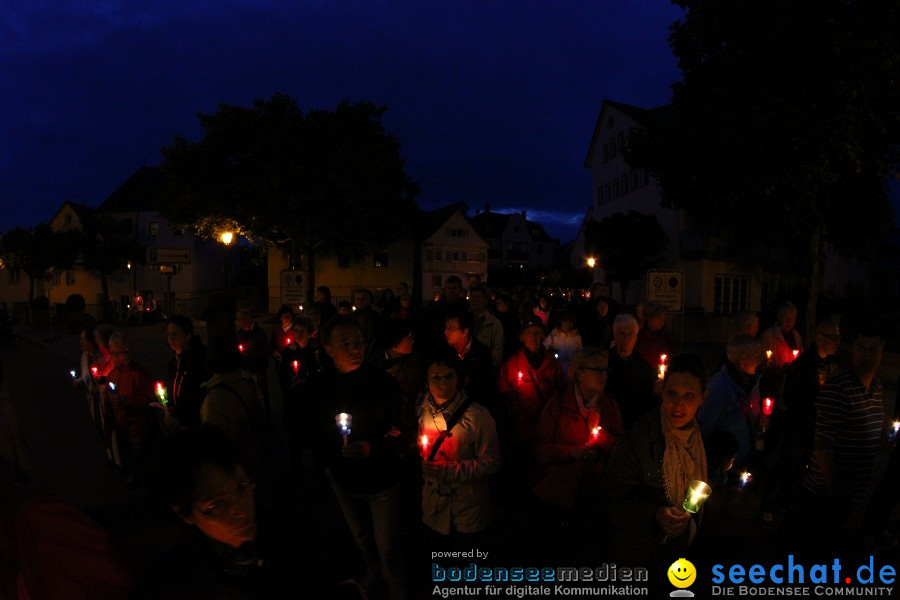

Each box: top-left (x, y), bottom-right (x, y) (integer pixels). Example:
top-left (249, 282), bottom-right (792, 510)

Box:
top-left (147, 247), bottom-right (192, 264)
top-left (647, 269), bottom-right (684, 313)
top-left (281, 270), bottom-right (306, 308)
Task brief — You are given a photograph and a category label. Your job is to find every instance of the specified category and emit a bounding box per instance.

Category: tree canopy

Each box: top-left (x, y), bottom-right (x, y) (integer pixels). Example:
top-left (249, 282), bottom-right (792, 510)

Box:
top-left (627, 0), bottom-right (900, 327)
top-left (156, 94), bottom-right (421, 256)
top-left (584, 210), bottom-right (668, 302)
top-left (0, 223), bottom-right (80, 304)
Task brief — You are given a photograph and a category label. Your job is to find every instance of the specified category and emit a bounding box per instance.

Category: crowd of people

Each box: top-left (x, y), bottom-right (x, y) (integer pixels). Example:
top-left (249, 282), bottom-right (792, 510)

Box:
top-left (2, 280), bottom-right (899, 598)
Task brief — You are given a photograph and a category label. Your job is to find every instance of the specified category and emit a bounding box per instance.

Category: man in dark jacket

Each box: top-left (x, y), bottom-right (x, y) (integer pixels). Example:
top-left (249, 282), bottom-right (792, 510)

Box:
top-left (311, 317), bottom-right (411, 599)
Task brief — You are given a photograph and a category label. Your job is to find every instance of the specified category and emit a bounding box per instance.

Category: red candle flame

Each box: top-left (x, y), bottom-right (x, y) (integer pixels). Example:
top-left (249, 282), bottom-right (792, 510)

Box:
top-left (792, 349), bottom-right (800, 360)
top-left (292, 360), bottom-right (299, 374)
top-left (91, 366), bottom-right (99, 377)
top-left (238, 344), bottom-right (244, 353)
top-left (517, 370), bottom-right (524, 384)
top-left (763, 397), bottom-right (775, 416)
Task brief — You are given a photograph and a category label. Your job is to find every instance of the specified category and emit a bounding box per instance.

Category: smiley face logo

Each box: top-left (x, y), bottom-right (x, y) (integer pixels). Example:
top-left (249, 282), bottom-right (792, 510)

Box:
top-left (668, 558), bottom-right (696, 588)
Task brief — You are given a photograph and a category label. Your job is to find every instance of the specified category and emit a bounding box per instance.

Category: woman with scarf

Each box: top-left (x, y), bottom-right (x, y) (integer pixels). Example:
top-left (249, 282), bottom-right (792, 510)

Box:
top-left (696, 333), bottom-right (769, 473)
top-left (599, 353), bottom-right (708, 567)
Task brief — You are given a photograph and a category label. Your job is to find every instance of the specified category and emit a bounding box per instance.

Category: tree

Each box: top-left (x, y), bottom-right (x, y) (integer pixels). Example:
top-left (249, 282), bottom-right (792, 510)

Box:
top-left (156, 93), bottom-right (420, 300)
top-left (583, 211), bottom-right (668, 303)
top-left (0, 223), bottom-right (80, 321)
top-left (78, 214), bottom-right (145, 321)
top-left (627, 0), bottom-right (900, 334)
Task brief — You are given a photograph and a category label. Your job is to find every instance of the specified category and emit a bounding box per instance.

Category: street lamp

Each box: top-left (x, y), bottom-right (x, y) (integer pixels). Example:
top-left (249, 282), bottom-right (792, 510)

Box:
top-left (587, 257), bottom-right (596, 268)
top-left (220, 231), bottom-right (234, 245)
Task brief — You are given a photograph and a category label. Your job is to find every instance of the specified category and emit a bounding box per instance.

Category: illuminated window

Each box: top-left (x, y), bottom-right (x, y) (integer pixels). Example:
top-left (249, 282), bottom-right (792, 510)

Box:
top-left (374, 251), bottom-right (389, 268)
top-left (714, 275), bottom-right (749, 314)
top-left (148, 222), bottom-right (159, 237)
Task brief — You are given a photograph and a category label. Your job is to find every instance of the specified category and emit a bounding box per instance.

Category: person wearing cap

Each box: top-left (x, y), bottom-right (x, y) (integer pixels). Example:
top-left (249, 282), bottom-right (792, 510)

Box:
top-left (499, 316), bottom-right (565, 448)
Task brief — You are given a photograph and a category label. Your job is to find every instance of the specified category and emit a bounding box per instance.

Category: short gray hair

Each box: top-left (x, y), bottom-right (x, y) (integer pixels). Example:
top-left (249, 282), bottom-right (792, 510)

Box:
top-left (613, 313), bottom-right (639, 334)
top-left (725, 333), bottom-right (761, 365)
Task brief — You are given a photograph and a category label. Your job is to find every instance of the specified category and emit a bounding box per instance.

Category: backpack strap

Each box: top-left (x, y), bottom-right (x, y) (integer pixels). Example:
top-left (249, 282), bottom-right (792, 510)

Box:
top-left (428, 396), bottom-right (474, 461)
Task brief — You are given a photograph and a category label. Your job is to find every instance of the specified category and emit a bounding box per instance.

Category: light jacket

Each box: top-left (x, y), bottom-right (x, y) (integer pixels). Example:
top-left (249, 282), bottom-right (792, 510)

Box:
top-left (473, 311), bottom-right (505, 368)
top-left (418, 391), bottom-right (500, 535)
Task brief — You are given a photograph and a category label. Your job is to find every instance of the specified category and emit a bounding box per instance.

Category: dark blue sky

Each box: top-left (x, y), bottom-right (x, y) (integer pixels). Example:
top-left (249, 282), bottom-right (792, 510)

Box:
top-left (1, 1), bottom-right (685, 242)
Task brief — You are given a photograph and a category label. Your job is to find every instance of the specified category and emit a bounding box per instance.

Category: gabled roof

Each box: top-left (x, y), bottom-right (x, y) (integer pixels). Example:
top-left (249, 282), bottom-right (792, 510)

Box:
top-left (583, 100), bottom-right (671, 168)
top-left (417, 201), bottom-right (472, 242)
top-left (97, 166), bottom-right (163, 214)
top-left (50, 201), bottom-right (96, 227)
top-left (469, 210), bottom-right (510, 239)
top-left (526, 220), bottom-right (555, 243)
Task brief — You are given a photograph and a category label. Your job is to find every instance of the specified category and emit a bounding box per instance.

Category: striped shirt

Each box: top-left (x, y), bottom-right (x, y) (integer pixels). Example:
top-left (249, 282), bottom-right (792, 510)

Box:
top-left (803, 368), bottom-right (884, 502)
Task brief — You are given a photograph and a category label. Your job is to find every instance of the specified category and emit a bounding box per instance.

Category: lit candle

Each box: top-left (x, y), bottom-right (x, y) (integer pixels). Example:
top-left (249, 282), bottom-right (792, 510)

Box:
top-left (285, 337), bottom-right (293, 347)
top-left (107, 381), bottom-right (117, 393)
top-left (517, 370), bottom-right (524, 385)
top-left (738, 471), bottom-right (753, 491)
top-left (766, 349), bottom-right (773, 363)
top-left (238, 344), bottom-right (244, 353)
top-left (791, 349), bottom-right (800, 361)
top-left (335, 413), bottom-right (352, 447)
top-left (419, 434), bottom-right (431, 460)
top-left (889, 420), bottom-right (900, 443)
top-left (292, 360), bottom-right (300, 374)
top-left (588, 425), bottom-right (603, 446)
top-left (298, 305), bottom-right (304, 311)
top-left (682, 480), bottom-right (712, 514)
top-left (657, 354), bottom-right (668, 380)
top-left (154, 381), bottom-right (168, 406)
top-left (762, 397), bottom-right (774, 416)
top-left (91, 365), bottom-right (99, 378)
top-left (69, 369), bottom-right (77, 379)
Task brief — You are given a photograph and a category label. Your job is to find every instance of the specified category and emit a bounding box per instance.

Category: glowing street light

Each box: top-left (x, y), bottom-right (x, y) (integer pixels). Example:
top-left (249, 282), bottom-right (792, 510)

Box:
top-left (220, 231), bottom-right (234, 245)
top-left (587, 257), bottom-right (597, 268)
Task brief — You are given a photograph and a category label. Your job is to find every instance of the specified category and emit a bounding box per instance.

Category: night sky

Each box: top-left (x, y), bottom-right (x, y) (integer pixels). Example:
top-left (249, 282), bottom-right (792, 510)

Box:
top-left (1, 1), bottom-right (685, 243)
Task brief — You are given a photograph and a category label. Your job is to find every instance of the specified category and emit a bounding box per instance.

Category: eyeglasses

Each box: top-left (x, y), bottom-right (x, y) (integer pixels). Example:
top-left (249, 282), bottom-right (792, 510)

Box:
top-left (581, 366), bottom-right (608, 374)
top-left (194, 480), bottom-right (256, 518)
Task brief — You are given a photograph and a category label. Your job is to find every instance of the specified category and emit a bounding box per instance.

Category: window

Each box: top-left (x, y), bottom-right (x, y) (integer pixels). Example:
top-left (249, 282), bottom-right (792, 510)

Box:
top-left (714, 275), bottom-right (749, 314)
top-left (613, 179), bottom-right (621, 199)
top-left (621, 174), bottom-right (630, 194)
top-left (468, 251), bottom-right (479, 263)
top-left (9, 268), bottom-right (21, 284)
top-left (452, 251), bottom-right (460, 262)
top-left (446, 228), bottom-right (467, 238)
top-left (602, 143), bottom-right (609, 163)
top-left (609, 137), bottom-right (618, 158)
top-left (53, 270), bottom-right (61, 286)
top-left (617, 132), bottom-right (626, 152)
top-left (426, 249), bottom-right (434, 261)
top-left (432, 274), bottom-right (442, 288)
top-left (373, 251), bottom-right (389, 268)
top-left (148, 222), bottom-right (159, 237)
top-left (66, 270), bottom-right (75, 285)
top-left (337, 252), bottom-right (350, 269)
top-left (173, 227), bottom-right (184, 236)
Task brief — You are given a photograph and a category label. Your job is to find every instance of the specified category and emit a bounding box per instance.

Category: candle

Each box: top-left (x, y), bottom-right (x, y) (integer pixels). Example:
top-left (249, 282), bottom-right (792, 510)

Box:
top-left (419, 434), bottom-right (431, 460)
top-left (738, 471), bottom-right (753, 491)
top-left (762, 397), bottom-right (774, 416)
top-left (657, 354), bottom-right (668, 380)
top-left (765, 349), bottom-right (773, 363)
top-left (335, 413), bottom-right (352, 446)
top-left (154, 381), bottom-right (168, 406)
top-left (285, 337), bottom-right (293, 347)
top-left (889, 420), bottom-right (900, 443)
top-left (588, 425), bottom-right (603, 446)
top-left (791, 349), bottom-right (800, 361)
top-left (69, 369), bottom-right (77, 379)
top-left (517, 370), bottom-right (524, 385)
top-left (554, 352), bottom-right (559, 360)
top-left (91, 365), bottom-right (99, 378)
top-left (238, 344), bottom-right (244, 353)
top-left (108, 381), bottom-right (117, 393)
top-left (682, 480), bottom-right (712, 513)
top-left (292, 360), bottom-right (300, 374)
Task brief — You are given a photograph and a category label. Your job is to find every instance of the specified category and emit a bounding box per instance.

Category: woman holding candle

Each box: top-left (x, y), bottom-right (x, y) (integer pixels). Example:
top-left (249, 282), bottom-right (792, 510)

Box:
top-left (93, 324), bottom-right (121, 468)
top-left (530, 348), bottom-right (623, 531)
top-left (418, 349), bottom-right (500, 540)
top-left (696, 333), bottom-right (767, 472)
top-left (165, 315), bottom-right (208, 431)
top-left (633, 302), bottom-right (676, 367)
top-left (600, 353), bottom-right (708, 566)
top-left (74, 324), bottom-right (104, 445)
